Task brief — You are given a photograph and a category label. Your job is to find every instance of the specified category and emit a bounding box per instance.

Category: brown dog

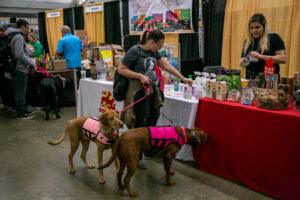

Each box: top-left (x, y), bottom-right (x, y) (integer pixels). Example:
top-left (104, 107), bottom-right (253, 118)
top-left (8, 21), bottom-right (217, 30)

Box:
top-left (48, 110), bottom-right (123, 184)
top-left (98, 127), bottom-right (208, 198)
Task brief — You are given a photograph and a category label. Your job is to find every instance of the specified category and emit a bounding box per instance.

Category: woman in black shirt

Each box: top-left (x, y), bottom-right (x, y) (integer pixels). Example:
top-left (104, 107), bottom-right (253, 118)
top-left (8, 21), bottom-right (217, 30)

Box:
top-left (240, 13), bottom-right (287, 79)
top-left (118, 30), bottom-right (192, 169)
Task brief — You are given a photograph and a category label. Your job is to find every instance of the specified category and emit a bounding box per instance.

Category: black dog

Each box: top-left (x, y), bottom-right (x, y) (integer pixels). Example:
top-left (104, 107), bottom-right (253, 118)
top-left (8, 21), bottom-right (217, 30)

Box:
top-left (40, 75), bottom-right (66, 120)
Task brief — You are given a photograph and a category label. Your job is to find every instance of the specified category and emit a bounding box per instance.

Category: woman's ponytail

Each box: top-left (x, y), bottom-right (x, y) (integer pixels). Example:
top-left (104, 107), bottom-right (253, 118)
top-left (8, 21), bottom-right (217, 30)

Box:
top-left (139, 30), bottom-right (148, 45)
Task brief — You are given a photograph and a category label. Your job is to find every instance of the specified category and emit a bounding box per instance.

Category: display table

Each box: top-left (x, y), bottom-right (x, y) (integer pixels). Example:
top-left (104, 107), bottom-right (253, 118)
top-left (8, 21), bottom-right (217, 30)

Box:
top-left (77, 78), bottom-right (198, 161)
top-left (157, 95), bottom-right (198, 161)
top-left (192, 98), bottom-right (300, 200)
top-left (77, 78), bottom-right (123, 118)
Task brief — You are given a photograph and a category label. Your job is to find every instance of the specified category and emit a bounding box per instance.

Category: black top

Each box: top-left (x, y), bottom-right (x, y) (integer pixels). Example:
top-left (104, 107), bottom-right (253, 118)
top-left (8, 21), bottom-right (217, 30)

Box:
top-left (242, 33), bottom-right (285, 79)
top-left (122, 45), bottom-right (162, 81)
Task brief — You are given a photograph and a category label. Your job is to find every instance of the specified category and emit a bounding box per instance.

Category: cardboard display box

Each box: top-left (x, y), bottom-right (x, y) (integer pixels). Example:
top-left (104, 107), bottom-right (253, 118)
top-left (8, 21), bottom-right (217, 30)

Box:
top-left (51, 59), bottom-right (67, 71)
top-left (75, 30), bottom-right (87, 41)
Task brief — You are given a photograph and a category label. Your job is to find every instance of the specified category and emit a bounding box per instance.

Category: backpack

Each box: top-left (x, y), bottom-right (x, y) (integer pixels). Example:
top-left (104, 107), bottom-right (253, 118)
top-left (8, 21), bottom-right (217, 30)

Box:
top-left (113, 71), bottom-right (129, 101)
top-left (6, 32), bottom-right (23, 75)
top-left (113, 46), bottom-right (141, 101)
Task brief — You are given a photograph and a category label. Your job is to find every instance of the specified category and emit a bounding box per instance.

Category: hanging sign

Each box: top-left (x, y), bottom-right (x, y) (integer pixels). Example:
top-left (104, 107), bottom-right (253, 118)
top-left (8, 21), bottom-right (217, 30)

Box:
top-left (264, 58), bottom-right (275, 76)
top-left (85, 5), bottom-right (103, 13)
top-left (129, 0), bottom-right (193, 34)
top-left (46, 11), bottom-right (61, 18)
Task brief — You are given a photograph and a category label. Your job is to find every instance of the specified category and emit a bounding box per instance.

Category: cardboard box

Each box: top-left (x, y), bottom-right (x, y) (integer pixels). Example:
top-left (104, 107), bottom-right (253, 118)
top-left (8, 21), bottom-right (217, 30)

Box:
top-left (89, 42), bottom-right (97, 48)
top-left (51, 60), bottom-right (67, 71)
top-left (74, 30), bottom-right (87, 41)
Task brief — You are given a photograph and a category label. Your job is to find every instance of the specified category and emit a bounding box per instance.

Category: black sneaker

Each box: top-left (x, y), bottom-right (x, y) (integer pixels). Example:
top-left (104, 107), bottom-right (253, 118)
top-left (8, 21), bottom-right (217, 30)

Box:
top-left (16, 113), bottom-right (35, 120)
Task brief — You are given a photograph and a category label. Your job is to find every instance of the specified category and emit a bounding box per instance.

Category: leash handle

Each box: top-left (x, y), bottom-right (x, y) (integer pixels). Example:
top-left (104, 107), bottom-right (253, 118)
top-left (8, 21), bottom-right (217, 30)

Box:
top-left (119, 84), bottom-right (150, 113)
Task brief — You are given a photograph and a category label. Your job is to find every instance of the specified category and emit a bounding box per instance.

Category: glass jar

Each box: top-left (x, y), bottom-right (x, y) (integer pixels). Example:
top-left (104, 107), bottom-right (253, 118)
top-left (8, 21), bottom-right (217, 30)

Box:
top-left (293, 72), bottom-right (300, 111)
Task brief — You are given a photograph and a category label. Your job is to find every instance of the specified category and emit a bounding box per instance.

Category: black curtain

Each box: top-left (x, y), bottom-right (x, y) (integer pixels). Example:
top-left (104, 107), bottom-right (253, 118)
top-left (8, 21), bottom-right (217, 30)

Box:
top-left (202, 0), bottom-right (227, 67)
top-left (192, 0), bottom-right (199, 32)
top-left (123, 35), bottom-right (140, 52)
top-left (122, 0), bottom-right (129, 36)
top-left (74, 6), bottom-right (84, 30)
top-left (179, 33), bottom-right (202, 77)
top-left (104, 1), bottom-right (121, 45)
top-left (63, 8), bottom-right (74, 33)
top-left (37, 12), bottom-right (49, 54)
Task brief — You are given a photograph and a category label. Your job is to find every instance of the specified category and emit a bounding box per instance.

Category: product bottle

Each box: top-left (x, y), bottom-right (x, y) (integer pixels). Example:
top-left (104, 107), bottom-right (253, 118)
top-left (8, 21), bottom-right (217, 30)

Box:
top-left (174, 77), bottom-right (179, 91)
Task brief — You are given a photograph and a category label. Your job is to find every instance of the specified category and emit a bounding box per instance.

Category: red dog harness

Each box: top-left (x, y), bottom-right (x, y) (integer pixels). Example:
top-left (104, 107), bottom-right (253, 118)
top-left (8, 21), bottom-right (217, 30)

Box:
top-left (147, 127), bottom-right (187, 156)
top-left (82, 117), bottom-right (115, 144)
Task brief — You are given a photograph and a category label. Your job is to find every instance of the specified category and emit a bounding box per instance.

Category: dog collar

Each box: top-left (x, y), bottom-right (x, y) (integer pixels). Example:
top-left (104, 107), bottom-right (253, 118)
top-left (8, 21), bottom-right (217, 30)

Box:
top-left (191, 131), bottom-right (197, 148)
top-left (180, 127), bottom-right (187, 144)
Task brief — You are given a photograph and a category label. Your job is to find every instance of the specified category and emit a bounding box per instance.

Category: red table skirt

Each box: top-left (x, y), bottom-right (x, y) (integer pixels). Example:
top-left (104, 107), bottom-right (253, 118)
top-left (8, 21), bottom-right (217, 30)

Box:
top-left (192, 98), bottom-right (300, 200)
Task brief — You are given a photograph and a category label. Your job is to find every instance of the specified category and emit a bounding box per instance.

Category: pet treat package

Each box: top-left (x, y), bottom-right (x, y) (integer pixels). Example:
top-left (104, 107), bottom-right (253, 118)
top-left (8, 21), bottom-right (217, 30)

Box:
top-left (227, 90), bottom-right (241, 102)
top-left (293, 72), bottom-right (300, 111)
top-left (241, 87), bottom-right (254, 106)
top-left (216, 81), bottom-right (227, 101)
top-left (100, 50), bottom-right (113, 68)
top-left (257, 89), bottom-right (290, 110)
top-left (206, 79), bottom-right (213, 99)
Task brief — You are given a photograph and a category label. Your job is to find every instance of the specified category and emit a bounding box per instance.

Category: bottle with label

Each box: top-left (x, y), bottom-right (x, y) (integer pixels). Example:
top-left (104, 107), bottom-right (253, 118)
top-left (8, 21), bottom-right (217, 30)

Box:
top-left (174, 77), bottom-right (179, 91)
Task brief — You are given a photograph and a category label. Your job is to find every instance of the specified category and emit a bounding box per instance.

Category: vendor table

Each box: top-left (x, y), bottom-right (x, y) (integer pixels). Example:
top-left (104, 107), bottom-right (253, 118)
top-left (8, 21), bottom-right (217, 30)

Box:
top-left (77, 78), bottom-right (198, 161)
top-left (77, 78), bottom-right (123, 118)
top-left (192, 98), bottom-right (300, 200)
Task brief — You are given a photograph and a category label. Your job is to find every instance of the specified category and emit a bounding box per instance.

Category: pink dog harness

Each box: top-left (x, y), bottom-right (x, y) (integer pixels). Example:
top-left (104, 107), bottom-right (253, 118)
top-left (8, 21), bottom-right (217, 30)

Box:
top-left (82, 117), bottom-right (112, 145)
top-left (147, 127), bottom-right (187, 156)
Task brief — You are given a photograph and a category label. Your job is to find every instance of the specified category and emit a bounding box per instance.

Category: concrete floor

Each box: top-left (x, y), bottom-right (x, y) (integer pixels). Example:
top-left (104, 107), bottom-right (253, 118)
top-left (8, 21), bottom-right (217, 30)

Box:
top-left (0, 105), bottom-right (275, 200)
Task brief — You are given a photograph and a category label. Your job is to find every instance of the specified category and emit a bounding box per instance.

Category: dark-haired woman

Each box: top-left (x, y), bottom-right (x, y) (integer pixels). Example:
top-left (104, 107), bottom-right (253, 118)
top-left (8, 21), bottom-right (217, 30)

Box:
top-left (240, 13), bottom-right (287, 79)
top-left (119, 29), bottom-right (192, 169)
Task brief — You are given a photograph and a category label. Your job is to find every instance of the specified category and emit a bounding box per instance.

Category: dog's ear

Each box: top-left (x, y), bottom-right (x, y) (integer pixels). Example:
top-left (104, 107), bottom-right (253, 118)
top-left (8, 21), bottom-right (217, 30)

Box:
top-left (99, 113), bottom-right (108, 126)
top-left (198, 130), bottom-right (209, 144)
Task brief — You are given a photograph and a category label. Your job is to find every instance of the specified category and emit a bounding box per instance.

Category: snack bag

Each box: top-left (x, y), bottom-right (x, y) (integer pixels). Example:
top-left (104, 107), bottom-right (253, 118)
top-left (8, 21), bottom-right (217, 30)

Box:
top-left (100, 50), bottom-right (113, 68)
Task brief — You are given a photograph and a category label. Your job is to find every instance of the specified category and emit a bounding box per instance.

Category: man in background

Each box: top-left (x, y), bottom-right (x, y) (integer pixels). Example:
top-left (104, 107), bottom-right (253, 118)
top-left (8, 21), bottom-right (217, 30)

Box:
top-left (0, 24), bottom-right (15, 110)
top-left (6, 19), bottom-right (36, 119)
top-left (56, 25), bottom-right (82, 69)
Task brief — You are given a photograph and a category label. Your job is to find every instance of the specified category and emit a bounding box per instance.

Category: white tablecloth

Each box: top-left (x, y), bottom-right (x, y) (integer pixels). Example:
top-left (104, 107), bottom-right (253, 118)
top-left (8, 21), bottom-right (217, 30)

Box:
top-left (77, 78), bottom-right (198, 161)
top-left (77, 78), bottom-right (124, 118)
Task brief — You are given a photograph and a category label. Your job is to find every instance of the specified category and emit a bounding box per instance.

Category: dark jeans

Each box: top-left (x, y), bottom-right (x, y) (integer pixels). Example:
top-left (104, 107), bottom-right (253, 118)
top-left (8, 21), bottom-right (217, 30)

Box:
top-left (13, 70), bottom-right (28, 117)
top-left (133, 89), bottom-right (160, 160)
top-left (0, 66), bottom-right (15, 108)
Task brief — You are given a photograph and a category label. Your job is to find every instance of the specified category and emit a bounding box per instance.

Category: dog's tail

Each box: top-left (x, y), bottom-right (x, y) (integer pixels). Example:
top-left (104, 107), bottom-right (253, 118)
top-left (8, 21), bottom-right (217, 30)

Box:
top-left (98, 136), bottom-right (122, 170)
top-left (48, 128), bottom-right (67, 145)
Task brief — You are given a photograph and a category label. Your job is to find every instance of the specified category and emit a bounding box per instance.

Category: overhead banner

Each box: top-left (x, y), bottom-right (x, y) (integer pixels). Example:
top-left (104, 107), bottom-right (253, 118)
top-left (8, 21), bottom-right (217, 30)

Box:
top-left (46, 11), bottom-right (61, 18)
top-left (129, 0), bottom-right (193, 34)
top-left (85, 5), bottom-right (103, 13)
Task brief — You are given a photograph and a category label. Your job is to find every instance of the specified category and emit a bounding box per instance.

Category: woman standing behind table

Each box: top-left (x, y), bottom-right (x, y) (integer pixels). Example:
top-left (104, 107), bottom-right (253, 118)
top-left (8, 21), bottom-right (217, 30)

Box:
top-left (27, 32), bottom-right (43, 58)
top-left (118, 29), bottom-right (192, 169)
top-left (240, 13), bottom-right (287, 79)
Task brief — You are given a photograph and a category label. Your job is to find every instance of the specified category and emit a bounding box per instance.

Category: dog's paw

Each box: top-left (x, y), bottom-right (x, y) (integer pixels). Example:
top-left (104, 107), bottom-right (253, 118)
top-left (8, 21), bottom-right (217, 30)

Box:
top-left (69, 170), bottom-right (76, 174)
top-left (45, 116), bottom-right (49, 120)
top-left (170, 170), bottom-right (175, 176)
top-left (56, 114), bottom-right (61, 119)
top-left (166, 180), bottom-right (176, 186)
top-left (129, 191), bottom-right (138, 198)
top-left (98, 179), bottom-right (106, 184)
top-left (87, 163), bottom-right (95, 169)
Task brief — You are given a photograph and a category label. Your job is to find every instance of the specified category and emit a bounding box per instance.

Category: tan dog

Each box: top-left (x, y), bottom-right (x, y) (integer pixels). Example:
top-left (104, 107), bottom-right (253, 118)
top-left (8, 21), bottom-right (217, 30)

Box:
top-left (98, 127), bottom-right (208, 198)
top-left (48, 110), bottom-right (123, 184)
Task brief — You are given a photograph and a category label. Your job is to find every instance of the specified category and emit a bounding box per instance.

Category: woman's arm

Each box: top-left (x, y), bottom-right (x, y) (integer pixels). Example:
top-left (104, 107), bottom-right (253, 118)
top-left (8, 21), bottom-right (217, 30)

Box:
top-left (118, 62), bottom-right (150, 85)
top-left (249, 50), bottom-right (287, 64)
top-left (157, 57), bottom-right (192, 86)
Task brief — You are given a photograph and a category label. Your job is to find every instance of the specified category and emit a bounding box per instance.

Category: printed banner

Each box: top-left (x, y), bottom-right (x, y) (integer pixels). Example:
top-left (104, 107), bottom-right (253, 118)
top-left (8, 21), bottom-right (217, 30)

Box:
top-left (46, 11), bottom-right (61, 18)
top-left (129, 0), bottom-right (193, 33)
top-left (85, 5), bottom-right (103, 13)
